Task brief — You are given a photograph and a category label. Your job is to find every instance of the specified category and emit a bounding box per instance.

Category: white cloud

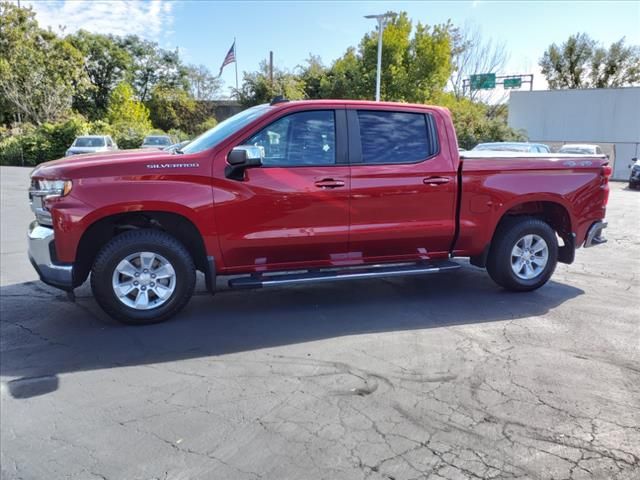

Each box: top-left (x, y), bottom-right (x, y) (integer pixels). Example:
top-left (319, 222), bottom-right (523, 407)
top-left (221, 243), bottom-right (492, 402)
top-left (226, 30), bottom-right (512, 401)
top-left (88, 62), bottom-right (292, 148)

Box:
top-left (19, 0), bottom-right (175, 41)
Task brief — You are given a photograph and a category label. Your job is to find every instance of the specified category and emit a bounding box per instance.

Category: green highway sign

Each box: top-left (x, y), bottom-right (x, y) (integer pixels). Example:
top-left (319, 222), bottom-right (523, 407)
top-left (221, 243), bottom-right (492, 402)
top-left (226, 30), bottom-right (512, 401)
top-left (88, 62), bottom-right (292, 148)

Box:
top-left (504, 78), bottom-right (522, 89)
top-left (470, 73), bottom-right (496, 90)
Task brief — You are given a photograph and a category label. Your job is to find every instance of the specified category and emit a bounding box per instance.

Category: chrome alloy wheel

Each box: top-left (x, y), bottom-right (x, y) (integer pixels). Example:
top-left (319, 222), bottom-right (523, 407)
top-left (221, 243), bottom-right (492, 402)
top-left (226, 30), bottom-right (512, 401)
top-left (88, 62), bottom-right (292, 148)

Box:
top-left (510, 234), bottom-right (549, 280)
top-left (111, 252), bottom-right (176, 310)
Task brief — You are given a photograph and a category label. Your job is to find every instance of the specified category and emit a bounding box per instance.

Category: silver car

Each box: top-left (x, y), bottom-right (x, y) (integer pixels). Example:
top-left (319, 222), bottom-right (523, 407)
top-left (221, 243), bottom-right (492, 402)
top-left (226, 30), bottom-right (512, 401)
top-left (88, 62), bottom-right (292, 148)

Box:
top-left (141, 135), bottom-right (173, 149)
top-left (65, 135), bottom-right (118, 157)
top-left (557, 144), bottom-right (604, 155)
top-left (472, 142), bottom-right (551, 153)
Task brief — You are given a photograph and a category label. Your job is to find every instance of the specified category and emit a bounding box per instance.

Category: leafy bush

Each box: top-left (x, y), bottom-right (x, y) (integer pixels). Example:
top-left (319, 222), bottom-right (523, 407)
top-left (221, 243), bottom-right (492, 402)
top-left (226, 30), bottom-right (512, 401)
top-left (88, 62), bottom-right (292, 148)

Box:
top-left (89, 120), bottom-right (113, 135)
top-left (105, 83), bottom-right (153, 149)
top-left (147, 85), bottom-right (197, 133)
top-left (167, 129), bottom-right (190, 142)
top-left (0, 115), bottom-right (94, 165)
top-left (433, 93), bottom-right (526, 149)
top-left (110, 122), bottom-right (147, 150)
top-left (0, 135), bottom-right (26, 166)
top-left (39, 114), bottom-right (91, 159)
top-left (193, 117), bottom-right (217, 136)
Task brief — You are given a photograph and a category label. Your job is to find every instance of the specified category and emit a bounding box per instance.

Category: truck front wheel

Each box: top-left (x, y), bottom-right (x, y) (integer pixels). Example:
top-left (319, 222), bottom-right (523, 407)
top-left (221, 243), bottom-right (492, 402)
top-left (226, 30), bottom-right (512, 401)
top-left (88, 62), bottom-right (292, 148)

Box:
top-left (486, 217), bottom-right (558, 292)
top-left (90, 230), bottom-right (196, 325)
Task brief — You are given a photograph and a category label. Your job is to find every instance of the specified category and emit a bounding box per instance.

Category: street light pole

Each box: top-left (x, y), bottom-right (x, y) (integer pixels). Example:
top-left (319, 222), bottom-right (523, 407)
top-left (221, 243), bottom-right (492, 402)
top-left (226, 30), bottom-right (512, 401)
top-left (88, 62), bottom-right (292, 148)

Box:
top-left (364, 12), bottom-right (396, 102)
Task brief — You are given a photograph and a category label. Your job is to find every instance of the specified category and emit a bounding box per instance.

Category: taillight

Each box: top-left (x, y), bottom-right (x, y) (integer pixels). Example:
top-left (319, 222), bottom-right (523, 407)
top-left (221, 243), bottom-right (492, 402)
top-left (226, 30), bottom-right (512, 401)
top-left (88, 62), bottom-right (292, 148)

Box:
top-left (601, 164), bottom-right (612, 205)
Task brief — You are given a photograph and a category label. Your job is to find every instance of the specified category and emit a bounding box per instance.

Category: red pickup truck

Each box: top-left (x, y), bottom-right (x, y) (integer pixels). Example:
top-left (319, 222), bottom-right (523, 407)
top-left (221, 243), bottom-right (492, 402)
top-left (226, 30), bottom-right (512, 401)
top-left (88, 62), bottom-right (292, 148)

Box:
top-left (28, 99), bottom-right (610, 324)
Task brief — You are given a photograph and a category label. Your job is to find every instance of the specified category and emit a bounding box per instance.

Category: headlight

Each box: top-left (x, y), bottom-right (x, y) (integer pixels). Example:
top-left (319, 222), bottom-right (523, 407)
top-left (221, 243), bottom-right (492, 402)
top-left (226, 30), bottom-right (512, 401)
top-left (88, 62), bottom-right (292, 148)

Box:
top-left (28, 179), bottom-right (72, 226)
top-left (32, 179), bottom-right (73, 199)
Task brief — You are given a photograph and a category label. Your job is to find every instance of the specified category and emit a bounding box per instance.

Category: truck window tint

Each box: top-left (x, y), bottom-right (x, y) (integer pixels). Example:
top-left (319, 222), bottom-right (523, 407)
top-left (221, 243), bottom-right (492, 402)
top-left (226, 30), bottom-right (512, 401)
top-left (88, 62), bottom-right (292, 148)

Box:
top-left (357, 111), bottom-right (429, 164)
top-left (248, 110), bottom-right (336, 167)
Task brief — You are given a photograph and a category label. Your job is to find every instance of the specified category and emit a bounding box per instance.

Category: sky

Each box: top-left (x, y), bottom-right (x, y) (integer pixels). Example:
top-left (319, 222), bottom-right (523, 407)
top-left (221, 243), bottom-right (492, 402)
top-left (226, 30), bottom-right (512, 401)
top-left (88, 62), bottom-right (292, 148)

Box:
top-left (20, 0), bottom-right (640, 98)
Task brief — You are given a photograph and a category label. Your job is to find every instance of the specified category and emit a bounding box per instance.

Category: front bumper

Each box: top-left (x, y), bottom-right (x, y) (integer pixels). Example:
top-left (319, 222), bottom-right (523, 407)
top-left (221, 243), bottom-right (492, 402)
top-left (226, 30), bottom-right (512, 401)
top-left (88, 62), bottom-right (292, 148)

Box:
top-left (28, 221), bottom-right (74, 291)
top-left (584, 220), bottom-right (607, 248)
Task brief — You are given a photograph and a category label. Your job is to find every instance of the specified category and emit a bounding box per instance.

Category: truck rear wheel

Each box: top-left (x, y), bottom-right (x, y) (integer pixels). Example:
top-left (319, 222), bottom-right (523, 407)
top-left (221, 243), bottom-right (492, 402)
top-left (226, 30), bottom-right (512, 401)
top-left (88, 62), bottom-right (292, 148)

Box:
top-left (90, 230), bottom-right (196, 325)
top-left (486, 217), bottom-right (558, 292)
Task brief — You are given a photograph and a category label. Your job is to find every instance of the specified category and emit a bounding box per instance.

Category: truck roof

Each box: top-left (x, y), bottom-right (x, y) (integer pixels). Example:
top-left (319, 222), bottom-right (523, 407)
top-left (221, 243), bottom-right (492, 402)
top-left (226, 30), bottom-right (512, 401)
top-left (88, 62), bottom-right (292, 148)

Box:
top-left (268, 99), bottom-right (450, 113)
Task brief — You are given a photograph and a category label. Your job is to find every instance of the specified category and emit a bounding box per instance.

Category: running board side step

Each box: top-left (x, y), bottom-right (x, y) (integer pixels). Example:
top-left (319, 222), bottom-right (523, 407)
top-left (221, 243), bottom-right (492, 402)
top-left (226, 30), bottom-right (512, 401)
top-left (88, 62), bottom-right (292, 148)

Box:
top-left (229, 260), bottom-right (461, 289)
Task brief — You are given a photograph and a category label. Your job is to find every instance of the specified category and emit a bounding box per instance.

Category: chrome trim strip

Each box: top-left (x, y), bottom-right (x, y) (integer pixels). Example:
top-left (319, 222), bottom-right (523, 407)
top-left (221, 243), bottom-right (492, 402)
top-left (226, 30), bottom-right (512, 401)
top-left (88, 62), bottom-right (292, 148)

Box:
top-left (584, 221), bottom-right (608, 248)
top-left (230, 261), bottom-right (461, 289)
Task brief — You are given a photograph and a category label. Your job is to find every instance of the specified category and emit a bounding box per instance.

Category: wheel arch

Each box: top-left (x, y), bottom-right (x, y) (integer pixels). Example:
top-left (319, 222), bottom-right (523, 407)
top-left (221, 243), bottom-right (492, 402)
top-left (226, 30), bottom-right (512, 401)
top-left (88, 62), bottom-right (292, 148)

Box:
top-left (471, 198), bottom-right (575, 267)
top-left (73, 209), bottom-right (208, 286)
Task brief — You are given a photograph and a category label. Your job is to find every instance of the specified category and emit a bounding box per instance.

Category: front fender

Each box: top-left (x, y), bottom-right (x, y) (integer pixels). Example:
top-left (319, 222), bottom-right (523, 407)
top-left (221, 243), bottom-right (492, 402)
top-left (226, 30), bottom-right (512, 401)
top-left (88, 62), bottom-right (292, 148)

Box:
top-left (48, 174), bottom-right (218, 263)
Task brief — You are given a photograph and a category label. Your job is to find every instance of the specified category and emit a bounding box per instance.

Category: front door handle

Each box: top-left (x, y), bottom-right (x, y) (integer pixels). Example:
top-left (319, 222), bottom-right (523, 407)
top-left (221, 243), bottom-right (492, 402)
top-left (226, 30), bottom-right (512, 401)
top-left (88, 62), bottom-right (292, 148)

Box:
top-left (423, 176), bottom-right (450, 185)
top-left (315, 178), bottom-right (345, 189)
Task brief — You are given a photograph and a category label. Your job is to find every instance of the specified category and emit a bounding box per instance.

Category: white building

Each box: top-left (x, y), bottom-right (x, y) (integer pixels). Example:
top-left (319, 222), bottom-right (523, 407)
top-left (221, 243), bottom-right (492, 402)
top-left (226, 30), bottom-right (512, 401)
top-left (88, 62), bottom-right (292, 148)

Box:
top-left (508, 87), bottom-right (640, 180)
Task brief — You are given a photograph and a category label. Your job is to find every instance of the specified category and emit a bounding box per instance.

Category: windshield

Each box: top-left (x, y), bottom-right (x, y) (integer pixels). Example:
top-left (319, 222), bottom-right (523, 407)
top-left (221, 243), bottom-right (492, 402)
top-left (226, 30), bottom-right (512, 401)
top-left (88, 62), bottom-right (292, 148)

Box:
top-left (559, 147), bottom-right (593, 154)
top-left (143, 136), bottom-right (172, 146)
top-left (74, 137), bottom-right (105, 147)
top-left (181, 104), bottom-right (273, 154)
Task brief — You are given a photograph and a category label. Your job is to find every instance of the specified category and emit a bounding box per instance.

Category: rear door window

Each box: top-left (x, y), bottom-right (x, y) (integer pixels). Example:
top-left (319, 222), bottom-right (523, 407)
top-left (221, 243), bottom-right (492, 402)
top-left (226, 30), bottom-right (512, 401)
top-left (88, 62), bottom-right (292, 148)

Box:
top-left (356, 110), bottom-right (432, 164)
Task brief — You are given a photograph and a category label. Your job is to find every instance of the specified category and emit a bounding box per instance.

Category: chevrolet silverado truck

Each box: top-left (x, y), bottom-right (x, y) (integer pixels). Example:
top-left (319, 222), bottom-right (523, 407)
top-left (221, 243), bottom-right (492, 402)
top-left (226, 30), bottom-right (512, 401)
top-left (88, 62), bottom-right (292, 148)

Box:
top-left (28, 99), bottom-right (610, 324)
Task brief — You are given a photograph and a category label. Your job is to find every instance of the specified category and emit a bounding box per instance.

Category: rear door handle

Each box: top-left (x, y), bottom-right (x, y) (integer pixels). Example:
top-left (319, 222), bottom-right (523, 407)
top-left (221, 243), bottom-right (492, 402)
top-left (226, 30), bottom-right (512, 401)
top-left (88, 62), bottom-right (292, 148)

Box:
top-left (423, 176), bottom-right (450, 185)
top-left (315, 178), bottom-right (345, 189)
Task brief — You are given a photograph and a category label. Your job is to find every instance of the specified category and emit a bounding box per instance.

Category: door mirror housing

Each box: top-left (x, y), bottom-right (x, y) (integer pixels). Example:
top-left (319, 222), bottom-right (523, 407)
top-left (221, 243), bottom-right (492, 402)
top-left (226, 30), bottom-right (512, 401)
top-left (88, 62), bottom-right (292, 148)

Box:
top-left (225, 145), bottom-right (264, 180)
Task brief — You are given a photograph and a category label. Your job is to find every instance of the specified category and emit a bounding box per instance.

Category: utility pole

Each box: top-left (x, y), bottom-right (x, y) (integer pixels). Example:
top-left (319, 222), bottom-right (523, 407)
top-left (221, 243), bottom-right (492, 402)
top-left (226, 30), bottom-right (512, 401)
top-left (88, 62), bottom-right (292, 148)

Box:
top-left (269, 51), bottom-right (274, 86)
top-left (364, 12), bottom-right (397, 101)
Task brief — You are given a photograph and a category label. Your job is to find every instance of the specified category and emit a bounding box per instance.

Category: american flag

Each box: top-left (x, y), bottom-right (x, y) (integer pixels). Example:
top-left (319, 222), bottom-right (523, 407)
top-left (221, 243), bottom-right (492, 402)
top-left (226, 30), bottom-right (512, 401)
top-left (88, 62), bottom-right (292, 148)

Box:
top-left (218, 41), bottom-right (236, 77)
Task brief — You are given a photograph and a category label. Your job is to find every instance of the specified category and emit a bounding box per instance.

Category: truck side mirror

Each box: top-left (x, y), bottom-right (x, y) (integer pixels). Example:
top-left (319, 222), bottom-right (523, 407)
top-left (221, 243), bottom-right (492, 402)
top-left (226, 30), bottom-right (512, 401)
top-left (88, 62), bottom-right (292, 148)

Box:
top-left (225, 145), bottom-right (264, 180)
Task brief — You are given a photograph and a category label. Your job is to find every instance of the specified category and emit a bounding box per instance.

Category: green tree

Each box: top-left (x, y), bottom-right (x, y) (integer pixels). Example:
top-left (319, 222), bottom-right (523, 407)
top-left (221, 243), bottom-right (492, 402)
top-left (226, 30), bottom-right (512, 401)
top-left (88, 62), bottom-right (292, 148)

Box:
top-left (67, 30), bottom-right (132, 120)
top-left (185, 64), bottom-right (222, 100)
top-left (107, 82), bottom-right (152, 148)
top-left (590, 37), bottom-right (640, 88)
top-left (298, 55), bottom-right (328, 100)
top-left (117, 35), bottom-right (188, 102)
top-left (193, 117), bottom-right (218, 136)
top-left (314, 12), bottom-right (455, 102)
top-left (539, 34), bottom-right (639, 89)
top-left (540, 33), bottom-right (595, 89)
top-left (147, 84), bottom-right (197, 132)
top-left (448, 23), bottom-right (508, 101)
top-left (0, 2), bottom-right (87, 124)
top-left (319, 47), bottom-right (366, 99)
top-left (235, 61), bottom-right (305, 107)
top-left (433, 93), bottom-right (526, 149)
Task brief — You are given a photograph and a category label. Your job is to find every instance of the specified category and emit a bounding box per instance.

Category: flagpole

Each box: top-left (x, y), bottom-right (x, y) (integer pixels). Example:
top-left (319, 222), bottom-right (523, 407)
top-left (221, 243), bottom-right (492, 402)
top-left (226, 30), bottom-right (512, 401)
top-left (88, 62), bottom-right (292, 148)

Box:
top-left (234, 37), bottom-right (238, 96)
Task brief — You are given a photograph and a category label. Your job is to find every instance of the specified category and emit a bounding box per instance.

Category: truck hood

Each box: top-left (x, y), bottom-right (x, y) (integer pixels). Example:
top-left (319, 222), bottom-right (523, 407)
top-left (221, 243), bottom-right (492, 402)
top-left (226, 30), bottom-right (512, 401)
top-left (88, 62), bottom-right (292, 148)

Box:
top-left (31, 149), bottom-right (188, 180)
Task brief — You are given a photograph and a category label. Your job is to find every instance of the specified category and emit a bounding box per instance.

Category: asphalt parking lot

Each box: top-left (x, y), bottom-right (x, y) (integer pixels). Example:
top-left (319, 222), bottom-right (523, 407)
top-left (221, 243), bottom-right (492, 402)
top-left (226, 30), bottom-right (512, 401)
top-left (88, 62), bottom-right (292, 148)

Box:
top-left (1, 165), bottom-right (638, 480)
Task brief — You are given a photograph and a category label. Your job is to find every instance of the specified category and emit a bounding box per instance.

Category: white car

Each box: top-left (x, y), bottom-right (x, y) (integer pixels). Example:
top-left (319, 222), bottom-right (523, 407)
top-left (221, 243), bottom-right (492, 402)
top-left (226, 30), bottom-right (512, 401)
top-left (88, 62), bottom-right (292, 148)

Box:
top-left (557, 144), bottom-right (604, 155)
top-left (66, 135), bottom-right (118, 157)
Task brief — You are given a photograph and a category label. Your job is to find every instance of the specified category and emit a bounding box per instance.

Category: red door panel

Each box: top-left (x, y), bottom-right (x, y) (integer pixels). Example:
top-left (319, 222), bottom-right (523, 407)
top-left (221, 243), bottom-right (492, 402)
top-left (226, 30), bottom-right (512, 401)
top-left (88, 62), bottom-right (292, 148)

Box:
top-left (348, 108), bottom-right (457, 262)
top-left (349, 163), bottom-right (456, 260)
top-left (215, 166), bottom-right (350, 270)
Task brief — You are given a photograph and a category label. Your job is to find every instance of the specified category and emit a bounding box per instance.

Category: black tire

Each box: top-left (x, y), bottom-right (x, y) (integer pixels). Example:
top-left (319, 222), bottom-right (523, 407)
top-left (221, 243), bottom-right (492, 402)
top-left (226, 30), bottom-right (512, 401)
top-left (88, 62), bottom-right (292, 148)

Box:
top-left (90, 230), bottom-right (196, 325)
top-left (486, 216), bottom-right (558, 292)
